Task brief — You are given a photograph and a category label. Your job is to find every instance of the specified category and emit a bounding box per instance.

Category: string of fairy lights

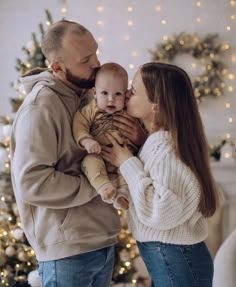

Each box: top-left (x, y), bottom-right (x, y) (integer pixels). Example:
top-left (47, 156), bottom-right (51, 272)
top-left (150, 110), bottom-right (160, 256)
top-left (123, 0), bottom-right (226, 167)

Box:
top-left (154, 0), bottom-right (236, 160)
top-left (0, 2), bottom-right (236, 286)
top-left (223, 0), bottom-right (236, 160)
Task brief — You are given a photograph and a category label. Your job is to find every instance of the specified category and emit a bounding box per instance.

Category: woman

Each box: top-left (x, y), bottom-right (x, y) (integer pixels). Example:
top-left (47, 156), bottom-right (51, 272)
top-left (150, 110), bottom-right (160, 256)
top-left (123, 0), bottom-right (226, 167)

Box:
top-left (102, 62), bottom-right (218, 287)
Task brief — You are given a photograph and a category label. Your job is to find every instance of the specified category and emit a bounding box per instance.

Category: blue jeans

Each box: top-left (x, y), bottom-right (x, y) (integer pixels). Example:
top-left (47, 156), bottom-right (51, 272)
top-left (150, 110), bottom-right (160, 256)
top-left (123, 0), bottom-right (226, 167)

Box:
top-left (38, 245), bottom-right (115, 287)
top-left (137, 241), bottom-right (213, 287)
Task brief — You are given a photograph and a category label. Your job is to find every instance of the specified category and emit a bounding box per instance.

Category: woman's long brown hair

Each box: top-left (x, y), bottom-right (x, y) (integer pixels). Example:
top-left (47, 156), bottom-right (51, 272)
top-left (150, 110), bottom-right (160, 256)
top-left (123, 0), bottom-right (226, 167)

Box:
top-left (140, 62), bottom-right (218, 217)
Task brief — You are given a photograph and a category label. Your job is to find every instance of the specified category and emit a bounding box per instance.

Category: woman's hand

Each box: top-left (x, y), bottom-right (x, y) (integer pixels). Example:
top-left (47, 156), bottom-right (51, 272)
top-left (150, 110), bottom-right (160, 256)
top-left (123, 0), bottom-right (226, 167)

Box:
top-left (113, 114), bottom-right (147, 147)
top-left (101, 133), bottom-right (133, 167)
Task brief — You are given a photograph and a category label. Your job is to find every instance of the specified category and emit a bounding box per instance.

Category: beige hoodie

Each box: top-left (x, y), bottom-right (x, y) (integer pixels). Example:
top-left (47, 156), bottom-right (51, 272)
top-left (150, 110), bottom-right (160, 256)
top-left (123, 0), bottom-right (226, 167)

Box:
top-left (10, 70), bottom-right (120, 261)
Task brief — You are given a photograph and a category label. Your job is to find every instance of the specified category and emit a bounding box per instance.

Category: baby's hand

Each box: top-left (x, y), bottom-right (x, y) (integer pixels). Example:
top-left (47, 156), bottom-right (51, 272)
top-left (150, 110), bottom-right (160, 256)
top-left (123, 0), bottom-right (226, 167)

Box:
top-left (81, 138), bottom-right (101, 154)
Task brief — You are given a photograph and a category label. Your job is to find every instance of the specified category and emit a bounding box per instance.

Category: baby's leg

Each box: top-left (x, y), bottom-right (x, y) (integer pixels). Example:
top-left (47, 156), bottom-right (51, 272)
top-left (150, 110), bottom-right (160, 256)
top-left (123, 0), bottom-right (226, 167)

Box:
top-left (113, 172), bottom-right (129, 210)
top-left (82, 154), bottom-right (116, 203)
top-left (113, 186), bottom-right (129, 210)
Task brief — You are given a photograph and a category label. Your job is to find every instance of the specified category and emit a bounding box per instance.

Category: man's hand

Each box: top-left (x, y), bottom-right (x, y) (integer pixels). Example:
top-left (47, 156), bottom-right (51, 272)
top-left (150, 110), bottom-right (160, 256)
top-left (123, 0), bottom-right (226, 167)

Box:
top-left (80, 138), bottom-right (101, 154)
top-left (113, 114), bottom-right (147, 147)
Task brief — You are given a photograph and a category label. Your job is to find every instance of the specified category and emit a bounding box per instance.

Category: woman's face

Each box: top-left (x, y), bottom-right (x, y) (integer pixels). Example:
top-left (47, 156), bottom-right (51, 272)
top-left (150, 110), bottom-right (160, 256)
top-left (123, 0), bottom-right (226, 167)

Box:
top-left (126, 70), bottom-right (154, 123)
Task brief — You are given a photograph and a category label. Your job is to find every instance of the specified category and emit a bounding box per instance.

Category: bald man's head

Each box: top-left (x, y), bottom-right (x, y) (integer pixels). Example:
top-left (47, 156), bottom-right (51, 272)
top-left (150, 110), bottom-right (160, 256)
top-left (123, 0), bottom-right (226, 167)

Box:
top-left (41, 20), bottom-right (89, 63)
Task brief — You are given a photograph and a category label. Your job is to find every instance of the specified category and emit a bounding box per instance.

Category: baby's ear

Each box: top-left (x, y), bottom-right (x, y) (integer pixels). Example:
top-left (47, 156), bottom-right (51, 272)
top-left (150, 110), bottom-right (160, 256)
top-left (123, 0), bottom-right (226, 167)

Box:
top-left (92, 87), bottom-right (97, 99)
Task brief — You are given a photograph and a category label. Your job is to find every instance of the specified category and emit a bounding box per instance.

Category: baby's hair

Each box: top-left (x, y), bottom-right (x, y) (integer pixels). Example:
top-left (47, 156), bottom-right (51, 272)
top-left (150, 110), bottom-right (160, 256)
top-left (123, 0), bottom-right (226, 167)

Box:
top-left (96, 62), bottom-right (128, 81)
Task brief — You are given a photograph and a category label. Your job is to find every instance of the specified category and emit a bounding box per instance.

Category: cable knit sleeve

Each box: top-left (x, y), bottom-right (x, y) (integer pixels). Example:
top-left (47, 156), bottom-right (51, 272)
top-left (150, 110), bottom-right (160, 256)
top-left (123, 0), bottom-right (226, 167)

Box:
top-left (119, 151), bottom-right (201, 231)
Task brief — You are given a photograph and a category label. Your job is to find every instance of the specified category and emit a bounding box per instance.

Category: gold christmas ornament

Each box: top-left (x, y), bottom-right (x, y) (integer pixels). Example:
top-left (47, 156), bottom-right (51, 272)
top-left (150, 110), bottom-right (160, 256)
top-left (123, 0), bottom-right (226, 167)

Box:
top-left (13, 228), bottom-right (24, 240)
top-left (5, 246), bottom-right (16, 257)
top-left (18, 251), bottom-right (28, 262)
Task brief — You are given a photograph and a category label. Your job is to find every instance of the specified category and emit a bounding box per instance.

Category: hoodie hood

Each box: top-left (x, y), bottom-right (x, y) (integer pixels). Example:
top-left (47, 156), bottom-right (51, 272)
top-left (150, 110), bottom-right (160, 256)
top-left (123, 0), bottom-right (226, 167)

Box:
top-left (20, 68), bottom-right (93, 112)
top-left (20, 68), bottom-right (78, 98)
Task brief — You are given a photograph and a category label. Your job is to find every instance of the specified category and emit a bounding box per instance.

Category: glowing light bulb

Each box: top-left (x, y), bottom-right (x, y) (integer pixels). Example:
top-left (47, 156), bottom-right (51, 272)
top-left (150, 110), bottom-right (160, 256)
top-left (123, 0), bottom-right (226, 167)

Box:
top-left (131, 51), bottom-right (138, 57)
top-left (127, 6), bottom-right (133, 12)
top-left (155, 5), bottom-right (161, 12)
top-left (224, 44), bottom-right (230, 50)
top-left (61, 7), bottom-right (67, 13)
top-left (224, 153), bottom-right (230, 158)
top-left (128, 20), bottom-right (133, 26)
top-left (97, 6), bottom-right (104, 12)
top-left (228, 74), bottom-right (235, 80)
top-left (226, 103), bottom-right (231, 108)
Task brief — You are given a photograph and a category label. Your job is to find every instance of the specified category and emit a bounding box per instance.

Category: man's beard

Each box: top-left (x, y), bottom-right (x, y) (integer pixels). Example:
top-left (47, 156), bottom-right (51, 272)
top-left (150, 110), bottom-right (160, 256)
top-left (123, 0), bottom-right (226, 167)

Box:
top-left (65, 68), bottom-right (99, 89)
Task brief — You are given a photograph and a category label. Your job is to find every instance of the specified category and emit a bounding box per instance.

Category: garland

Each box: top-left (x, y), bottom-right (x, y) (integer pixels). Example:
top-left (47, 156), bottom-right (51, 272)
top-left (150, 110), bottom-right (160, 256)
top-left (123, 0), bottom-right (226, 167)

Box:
top-left (150, 32), bottom-right (229, 103)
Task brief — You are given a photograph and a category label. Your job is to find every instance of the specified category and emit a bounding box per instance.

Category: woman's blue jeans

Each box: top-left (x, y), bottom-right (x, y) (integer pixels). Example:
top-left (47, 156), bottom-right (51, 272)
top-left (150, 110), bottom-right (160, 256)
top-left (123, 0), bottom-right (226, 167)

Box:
top-left (137, 241), bottom-right (213, 287)
top-left (38, 245), bottom-right (114, 287)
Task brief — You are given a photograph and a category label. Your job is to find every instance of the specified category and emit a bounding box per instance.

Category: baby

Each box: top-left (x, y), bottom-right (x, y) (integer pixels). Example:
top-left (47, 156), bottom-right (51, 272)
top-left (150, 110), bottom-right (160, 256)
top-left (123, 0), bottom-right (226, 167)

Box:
top-left (73, 62), bottom-right (137, 210)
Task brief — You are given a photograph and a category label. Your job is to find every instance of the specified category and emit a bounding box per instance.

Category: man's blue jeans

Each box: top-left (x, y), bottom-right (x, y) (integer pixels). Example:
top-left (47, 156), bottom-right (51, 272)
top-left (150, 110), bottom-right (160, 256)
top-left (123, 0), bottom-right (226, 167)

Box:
top-left (38, 245), bottom-right (114, 287)
top-left (137, 241), bottom-right (213, 287)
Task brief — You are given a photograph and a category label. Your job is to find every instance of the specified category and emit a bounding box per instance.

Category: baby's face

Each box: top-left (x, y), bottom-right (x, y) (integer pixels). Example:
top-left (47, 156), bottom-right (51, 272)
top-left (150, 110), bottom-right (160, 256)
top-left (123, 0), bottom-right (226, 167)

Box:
top-left (94, 73), bottom-right (127, 114)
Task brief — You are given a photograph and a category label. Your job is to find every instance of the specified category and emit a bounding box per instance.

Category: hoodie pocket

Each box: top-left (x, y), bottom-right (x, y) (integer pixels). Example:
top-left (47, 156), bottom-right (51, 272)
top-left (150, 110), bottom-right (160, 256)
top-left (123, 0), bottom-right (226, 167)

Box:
top-left (33, 207), bottom-right (67, 246)
top-left (60, 197), bottom-right (120, 241)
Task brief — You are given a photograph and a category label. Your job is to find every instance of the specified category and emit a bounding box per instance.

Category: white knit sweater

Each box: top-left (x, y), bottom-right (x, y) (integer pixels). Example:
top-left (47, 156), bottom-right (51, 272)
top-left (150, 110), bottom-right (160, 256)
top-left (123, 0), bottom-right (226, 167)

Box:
top-left (120, 130), bottom-right (208, 245)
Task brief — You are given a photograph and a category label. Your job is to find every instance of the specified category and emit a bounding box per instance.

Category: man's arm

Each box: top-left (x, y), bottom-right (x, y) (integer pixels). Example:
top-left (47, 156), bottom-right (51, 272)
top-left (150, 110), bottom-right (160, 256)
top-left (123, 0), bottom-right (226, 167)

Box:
top-left (11, 104), bottom-right (97, 209)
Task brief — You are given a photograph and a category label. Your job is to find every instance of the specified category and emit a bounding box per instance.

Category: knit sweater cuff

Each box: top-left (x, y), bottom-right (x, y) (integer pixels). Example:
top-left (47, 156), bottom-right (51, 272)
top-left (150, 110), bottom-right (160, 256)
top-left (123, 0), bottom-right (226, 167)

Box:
top-left (119, 156), bottom-right (143, 184)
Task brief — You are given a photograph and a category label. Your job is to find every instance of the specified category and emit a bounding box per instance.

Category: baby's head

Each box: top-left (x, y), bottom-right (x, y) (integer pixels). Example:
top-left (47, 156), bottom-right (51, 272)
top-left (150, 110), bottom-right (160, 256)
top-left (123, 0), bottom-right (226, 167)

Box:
top-left (93, 62), bottom-right (128, 114)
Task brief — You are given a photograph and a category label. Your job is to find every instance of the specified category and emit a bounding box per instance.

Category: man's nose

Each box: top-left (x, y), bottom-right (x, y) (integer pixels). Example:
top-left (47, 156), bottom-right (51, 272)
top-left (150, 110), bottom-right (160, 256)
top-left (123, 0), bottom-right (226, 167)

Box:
top-left (91, 54), bottom-right (100, 68)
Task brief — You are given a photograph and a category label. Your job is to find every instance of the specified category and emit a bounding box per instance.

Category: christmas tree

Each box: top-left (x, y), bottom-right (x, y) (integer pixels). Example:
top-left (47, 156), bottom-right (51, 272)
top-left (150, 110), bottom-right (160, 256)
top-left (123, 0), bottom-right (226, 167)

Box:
top-left (112, 211), bottom-right (139, 286)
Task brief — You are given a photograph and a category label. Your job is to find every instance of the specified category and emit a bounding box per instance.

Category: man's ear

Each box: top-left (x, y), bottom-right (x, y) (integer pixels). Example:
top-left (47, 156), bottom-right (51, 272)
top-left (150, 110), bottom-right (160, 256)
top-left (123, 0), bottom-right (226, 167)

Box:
top-left (51, 61), bottom-right (65, 76)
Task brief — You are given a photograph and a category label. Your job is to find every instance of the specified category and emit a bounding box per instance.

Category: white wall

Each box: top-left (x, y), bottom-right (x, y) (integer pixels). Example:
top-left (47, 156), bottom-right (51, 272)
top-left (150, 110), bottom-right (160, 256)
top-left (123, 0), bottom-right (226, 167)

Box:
top-left (0, 0), bottom-right (235, 143)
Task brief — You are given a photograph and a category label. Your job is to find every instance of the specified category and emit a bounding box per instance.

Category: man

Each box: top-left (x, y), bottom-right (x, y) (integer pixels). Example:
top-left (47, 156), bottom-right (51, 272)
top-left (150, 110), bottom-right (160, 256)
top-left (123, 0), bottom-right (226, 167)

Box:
top-left (11, 20), bottom-right (146, 287)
